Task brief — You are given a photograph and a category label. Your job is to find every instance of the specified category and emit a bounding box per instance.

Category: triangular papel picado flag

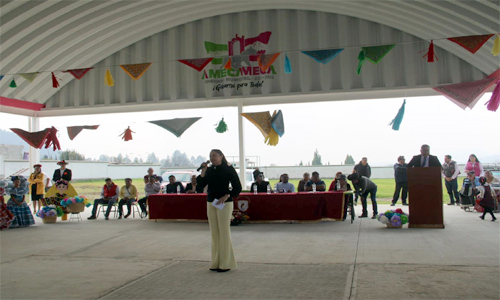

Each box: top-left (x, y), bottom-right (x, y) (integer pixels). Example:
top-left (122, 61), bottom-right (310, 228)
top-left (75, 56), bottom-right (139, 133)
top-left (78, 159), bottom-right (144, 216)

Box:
top-left (301, 49), bottom-right (344, 64)
top-left (120, 63), bottom-right (152, 80)
top-left (241, 112), bottom-right (272, 139)
top-left (149, 118), bottom-right (202, 138)
top-left (67, 125), bottom-right (100, 140)
top-left (433, 77), bottom-right (497, 110)
top-left (10, 127), bottom-right (60, 150)
top-left (179, 58), bottom-right (214, 72)
top-left (19, 72), bottom-right (39, 82)
top-left (363, 44), bottom-right (396, 64)
top-left (64, 68), bottom-right (93, 80)
top-left (257, 53), bottom-right (280, 72)
top-left (10, 128), bottom-right (51, 148)
top-left (448, 34), bottom-right (495, 54)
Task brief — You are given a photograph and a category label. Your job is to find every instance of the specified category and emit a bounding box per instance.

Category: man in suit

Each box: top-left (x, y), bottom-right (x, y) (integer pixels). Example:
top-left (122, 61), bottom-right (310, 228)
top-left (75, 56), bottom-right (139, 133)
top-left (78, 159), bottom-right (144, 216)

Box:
top-left (52, 160), bottom-right (72, 182)
top-left (407, 144), bottom-right (441, 168)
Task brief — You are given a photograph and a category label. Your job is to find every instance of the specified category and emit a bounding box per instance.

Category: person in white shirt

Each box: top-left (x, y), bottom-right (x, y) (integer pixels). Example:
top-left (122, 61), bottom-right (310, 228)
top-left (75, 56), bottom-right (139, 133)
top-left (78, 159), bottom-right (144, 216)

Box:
top-left (42, 171), bottom-right (52, 192)
top-left (275, 174), bottom-right (295, 193)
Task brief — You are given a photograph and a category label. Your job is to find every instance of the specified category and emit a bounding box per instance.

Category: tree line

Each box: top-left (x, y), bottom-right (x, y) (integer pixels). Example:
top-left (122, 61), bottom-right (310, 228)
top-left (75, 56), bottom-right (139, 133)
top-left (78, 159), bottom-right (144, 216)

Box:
top-left (50, 149), bottom-right (206, 167)
top-left (48, 148), bottom-right (357, 167)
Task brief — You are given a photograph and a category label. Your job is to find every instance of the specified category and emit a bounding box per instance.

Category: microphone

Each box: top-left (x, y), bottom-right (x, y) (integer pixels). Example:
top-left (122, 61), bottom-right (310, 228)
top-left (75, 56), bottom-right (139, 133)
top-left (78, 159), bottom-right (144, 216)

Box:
top-left (197, 160), bottom-right (210, 171)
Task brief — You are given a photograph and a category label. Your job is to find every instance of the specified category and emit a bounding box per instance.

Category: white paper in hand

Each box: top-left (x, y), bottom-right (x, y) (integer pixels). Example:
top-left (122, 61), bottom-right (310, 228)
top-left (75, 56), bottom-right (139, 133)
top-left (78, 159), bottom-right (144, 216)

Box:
top-left (211, 199), bottom-right (225, 210)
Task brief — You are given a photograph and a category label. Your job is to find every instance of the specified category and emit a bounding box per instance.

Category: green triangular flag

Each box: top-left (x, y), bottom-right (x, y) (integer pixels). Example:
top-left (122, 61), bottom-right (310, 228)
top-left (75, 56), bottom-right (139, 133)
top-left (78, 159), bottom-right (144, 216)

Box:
top-left (357, 50), bottom-right (365, 75)
top-left (9, 79), bottom-right (17, 88)
top-left (363, 44), bottom-right (396, 64)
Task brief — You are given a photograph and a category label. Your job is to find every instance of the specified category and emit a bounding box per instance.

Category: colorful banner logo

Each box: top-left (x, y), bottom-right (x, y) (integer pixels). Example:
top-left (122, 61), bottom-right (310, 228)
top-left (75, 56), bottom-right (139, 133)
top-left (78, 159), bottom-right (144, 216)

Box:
top-left (202, 31), bottom-right (277, 91)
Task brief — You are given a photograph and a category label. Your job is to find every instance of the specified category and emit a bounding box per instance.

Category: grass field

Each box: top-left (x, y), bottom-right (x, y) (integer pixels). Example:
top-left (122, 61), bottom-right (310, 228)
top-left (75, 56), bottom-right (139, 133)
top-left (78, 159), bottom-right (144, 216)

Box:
top-left (67, 177), bottom-right (455, 204)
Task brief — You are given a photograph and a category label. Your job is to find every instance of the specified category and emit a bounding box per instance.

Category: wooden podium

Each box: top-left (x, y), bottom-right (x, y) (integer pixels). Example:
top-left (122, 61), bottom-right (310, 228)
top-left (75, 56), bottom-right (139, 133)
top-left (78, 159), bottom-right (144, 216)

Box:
top-left (407, 167), bottom-right (444, 228)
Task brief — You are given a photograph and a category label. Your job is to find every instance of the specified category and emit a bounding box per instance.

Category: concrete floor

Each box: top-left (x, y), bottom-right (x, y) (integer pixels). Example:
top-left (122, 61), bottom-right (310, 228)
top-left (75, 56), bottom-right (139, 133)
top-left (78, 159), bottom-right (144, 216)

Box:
top-left (1, 204), bottom-right (499, 300)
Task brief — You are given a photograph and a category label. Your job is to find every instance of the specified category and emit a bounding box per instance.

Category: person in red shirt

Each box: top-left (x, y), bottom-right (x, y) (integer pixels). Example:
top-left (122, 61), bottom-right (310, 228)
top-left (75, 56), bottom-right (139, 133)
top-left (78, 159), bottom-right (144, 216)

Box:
top-left (88, 178), bottom-right (119, 220)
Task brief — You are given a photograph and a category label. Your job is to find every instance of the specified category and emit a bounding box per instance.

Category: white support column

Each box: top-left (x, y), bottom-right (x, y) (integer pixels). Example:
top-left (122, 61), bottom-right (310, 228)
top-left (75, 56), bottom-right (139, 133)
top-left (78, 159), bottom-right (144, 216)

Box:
top-left (28, 116), bottom-right (40, 169)
top-left (237, 99), bottom-right (246, 189)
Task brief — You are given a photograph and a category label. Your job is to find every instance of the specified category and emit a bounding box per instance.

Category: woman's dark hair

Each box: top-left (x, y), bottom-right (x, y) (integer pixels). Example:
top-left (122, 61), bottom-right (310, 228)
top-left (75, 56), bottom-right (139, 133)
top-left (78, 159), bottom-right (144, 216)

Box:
top-left (468, 154), bottom-right (480, 163)
top-left (211, 149), bottom-right (229, 166)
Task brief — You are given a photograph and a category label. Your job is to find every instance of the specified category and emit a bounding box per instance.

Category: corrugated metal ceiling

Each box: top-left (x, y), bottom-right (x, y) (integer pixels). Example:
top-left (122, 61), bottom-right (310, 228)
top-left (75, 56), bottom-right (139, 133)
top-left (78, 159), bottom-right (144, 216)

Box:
top-left (0, 0), bottom-right (499, 116)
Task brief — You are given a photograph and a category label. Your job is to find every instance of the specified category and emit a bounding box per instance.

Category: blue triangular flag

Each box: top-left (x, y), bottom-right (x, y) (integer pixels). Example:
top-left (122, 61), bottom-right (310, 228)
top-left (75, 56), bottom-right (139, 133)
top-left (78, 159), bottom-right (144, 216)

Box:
top-left (301, 49), bottom-right (344, 64)
top-left (271, 110), bottom-right (285, 137)
top-left (389, 100), bottom-right (406, 131)
top-left (284, 54), bottom-right (292, 74)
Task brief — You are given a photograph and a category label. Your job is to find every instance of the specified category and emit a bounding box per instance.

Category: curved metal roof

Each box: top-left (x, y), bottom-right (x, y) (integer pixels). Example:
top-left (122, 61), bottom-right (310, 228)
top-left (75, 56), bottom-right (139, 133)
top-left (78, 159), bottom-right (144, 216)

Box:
top-left (1, 0), bottom-right (499, 116)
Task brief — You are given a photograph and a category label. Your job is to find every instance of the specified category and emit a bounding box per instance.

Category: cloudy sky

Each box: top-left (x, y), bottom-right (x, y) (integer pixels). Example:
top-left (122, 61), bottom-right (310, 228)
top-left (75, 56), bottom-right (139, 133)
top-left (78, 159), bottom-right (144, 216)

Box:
top-left (1, 93), bottom-right (499, 167)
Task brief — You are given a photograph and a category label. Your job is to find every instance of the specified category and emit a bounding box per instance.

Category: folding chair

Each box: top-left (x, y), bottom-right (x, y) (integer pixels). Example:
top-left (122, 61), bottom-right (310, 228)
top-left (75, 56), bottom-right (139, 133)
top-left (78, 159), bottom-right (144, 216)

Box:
top-left (96, 202), bottom-right (118, 218)
top-left (131, 201), bottom-right (143, 218)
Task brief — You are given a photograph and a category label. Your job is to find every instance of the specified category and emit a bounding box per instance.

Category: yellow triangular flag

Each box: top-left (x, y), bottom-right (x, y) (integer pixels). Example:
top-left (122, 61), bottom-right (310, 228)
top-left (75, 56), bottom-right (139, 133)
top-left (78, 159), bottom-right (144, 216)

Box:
top-left (105, 68), bottom-right (114, 86)
top-left (20, 72), bottom-right (39, 82)
top-left (492, 35), bottom-right (500, 56)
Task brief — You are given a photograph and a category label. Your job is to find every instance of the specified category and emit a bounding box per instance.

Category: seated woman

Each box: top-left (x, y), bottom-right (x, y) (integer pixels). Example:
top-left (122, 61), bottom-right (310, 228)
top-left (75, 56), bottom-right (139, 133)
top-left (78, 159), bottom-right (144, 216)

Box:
top-left (6, 176), bottom-right (35, 228)
top-left (459, 171), bottom-right (480, 209)
top-left (328, 172), bottom-right (343, 191)
top-left (297, 172), bottom-right (310, 192)
top-left (250, 173), bottom-right (271, 193)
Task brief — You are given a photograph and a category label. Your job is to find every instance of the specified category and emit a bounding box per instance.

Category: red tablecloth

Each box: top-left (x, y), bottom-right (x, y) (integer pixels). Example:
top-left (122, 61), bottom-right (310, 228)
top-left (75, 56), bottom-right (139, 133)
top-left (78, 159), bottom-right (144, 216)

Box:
top-left (148, 191), bottom-right (345, 222)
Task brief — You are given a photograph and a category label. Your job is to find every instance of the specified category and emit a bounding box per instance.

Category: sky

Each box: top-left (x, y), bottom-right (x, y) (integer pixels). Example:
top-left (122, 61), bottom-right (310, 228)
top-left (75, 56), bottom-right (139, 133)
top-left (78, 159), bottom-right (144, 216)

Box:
top-left (1, 93), bottom-right (499, 167)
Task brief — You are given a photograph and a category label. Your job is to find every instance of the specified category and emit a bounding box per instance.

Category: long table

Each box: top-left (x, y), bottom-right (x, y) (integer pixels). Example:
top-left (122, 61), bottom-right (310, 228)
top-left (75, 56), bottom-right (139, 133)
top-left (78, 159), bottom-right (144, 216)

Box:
top-left (148, 191), bottom-right (345, 222)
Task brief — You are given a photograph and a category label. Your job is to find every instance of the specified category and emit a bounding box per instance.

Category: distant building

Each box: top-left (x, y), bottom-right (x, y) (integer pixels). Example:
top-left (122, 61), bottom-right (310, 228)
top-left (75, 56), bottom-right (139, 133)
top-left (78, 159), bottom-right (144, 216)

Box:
top-left (0, 144), bottom-right (24, 159)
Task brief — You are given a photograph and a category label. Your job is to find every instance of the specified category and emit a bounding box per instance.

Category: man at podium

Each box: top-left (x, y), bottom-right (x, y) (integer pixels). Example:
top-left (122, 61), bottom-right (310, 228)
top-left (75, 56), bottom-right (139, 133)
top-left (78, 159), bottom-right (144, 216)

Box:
top-left (407, 144), bottom-right (441, 168)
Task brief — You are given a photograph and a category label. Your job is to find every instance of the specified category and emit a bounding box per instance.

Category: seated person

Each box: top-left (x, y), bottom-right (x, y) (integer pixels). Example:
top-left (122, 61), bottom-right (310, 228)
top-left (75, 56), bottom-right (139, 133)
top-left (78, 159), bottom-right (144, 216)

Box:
top-left (297, 172), bottom-right (310, 192)
top-left (328, 172), bottom-right (343, 191)
top-left (485, 170), bottom-right (500, 185)
top-left (250, 173), bottom-right (271, 193)
top-left (138, 176), bottom-right (161, 218)
top-left (88, 178), bottom-right (120, 220)
top-left (165, 175), bottom-right (185, 194)
top-left (333, 174), bottom-right (352, 220)
top-left (460, 171), bottom-right (480, 207)
top-left (147, 167), bottom-right (162, 183)
top-left (275, 173), bottom-right (295, 193)
top-left (185, 175), bottom-right (202, 193)
top-left (118, 178), bottom-right (138, 219)
top-left (305, 171), bottom-right (326, 192)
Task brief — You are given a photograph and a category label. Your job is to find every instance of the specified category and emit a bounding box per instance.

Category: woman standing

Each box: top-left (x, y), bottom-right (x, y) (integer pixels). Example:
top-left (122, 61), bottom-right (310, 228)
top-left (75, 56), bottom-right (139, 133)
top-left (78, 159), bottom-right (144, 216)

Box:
top-left (197, 149), bottom-right (242, 272)
top-left (464, 154), bottom-right (484, 177)
top-left (28, 164), bottom-right (45, 213)
top-left (7, 176), bottom-right (35, 228)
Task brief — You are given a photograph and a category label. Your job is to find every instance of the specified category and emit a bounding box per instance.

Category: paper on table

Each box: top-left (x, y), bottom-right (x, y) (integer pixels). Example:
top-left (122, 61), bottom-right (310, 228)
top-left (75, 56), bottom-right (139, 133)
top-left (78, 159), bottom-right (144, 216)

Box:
top-left (211, 199), bottom-right (225, 210)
